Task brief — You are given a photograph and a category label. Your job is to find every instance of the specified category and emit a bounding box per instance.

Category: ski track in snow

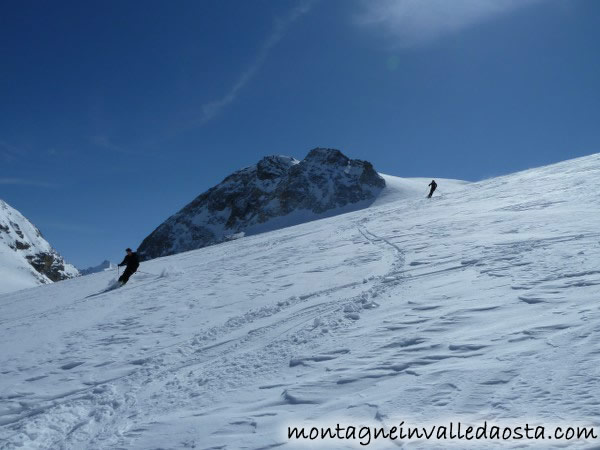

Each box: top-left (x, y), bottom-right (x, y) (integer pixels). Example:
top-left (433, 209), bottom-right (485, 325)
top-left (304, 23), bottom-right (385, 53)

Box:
top-left (1, 157), bottom-right (600, 449)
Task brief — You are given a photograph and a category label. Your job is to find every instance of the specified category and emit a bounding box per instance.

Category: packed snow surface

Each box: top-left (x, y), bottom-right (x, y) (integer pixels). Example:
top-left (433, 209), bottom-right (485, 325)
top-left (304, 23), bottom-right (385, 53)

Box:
top-left (1, 157), bottom-right (599, 449)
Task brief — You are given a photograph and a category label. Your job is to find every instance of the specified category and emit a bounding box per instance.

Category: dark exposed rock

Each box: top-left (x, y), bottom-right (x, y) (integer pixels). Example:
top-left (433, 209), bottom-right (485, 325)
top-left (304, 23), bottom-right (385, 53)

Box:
top-left (138, 148), bottom-right (385, 260)
top-left (10, 221), bottom-right (24, 239)
top-left (15, 240), bottom-right (31, 250)
top-left (26, 251), bottom-right (70, 282)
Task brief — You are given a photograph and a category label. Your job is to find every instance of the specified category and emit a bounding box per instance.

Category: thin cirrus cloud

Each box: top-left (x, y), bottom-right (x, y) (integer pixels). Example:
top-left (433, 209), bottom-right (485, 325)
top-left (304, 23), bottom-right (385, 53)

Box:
top-left (356, 0), bottom-right (544, 47)
top-left (90, 135), bottom-right (137, 155)
top-left (199, 1), bottom-right (314, 124)
top-left (0, 140), bottom-right (26, 163)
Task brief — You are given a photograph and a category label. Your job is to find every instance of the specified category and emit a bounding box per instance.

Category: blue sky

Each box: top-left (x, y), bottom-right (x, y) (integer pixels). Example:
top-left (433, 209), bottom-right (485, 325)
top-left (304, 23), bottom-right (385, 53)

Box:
top-left (1, 0), bottom-right (599, 268)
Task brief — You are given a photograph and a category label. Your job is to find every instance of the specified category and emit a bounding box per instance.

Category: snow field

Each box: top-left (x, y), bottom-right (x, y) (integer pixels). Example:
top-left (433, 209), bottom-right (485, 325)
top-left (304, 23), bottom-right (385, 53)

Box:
top-left (1, 155), bottom-right (600, 448)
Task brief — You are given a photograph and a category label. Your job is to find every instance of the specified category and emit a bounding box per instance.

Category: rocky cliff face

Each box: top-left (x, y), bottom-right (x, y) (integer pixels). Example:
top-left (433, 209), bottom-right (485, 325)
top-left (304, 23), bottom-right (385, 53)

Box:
top-left (0, 199), bottom-right (79, 293)
top-left (138, 148), bottom-right (385, 260)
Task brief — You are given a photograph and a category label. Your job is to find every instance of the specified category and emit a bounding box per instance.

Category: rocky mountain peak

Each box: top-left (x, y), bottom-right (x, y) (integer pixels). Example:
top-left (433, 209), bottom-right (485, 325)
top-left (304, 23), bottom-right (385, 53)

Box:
top-left (256, 155), bottom-right (298, 181)
top-left (304, 147), bottom-right (348, 165)
top-left (137, 148), bottom-right (385, 260)
top-left (0, 199), bottom-right (78, 293)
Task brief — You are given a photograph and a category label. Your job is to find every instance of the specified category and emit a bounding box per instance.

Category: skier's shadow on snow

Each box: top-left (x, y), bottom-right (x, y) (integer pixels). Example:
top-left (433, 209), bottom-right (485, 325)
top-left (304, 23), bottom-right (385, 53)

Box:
top-left (84, 275), bottom-right (161, 299)
top-left (84, 281), bottom-right (122, 299)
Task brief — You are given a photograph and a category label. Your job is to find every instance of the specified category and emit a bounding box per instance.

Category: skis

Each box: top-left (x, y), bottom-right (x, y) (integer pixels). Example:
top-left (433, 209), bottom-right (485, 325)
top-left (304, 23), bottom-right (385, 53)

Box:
top-left (105, 280), bottom-right (124, 291)
top-left (85, 280), bottom-right (123, 298)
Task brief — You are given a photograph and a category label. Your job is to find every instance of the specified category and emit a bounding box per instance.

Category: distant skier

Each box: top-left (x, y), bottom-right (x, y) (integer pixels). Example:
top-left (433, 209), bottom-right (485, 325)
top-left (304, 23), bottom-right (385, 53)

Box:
top-left (118, 248), bottom-right (139, 285)
top-left (427, 180), bottom-right (437, 198)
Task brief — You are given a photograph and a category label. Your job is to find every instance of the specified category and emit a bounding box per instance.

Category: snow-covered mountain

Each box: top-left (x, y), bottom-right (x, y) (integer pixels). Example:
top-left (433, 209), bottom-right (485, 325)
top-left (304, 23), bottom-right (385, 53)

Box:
top-left (79, 260), bottom-right (116, 276)
top-left (138, 148), bottom-right (386, 260)
top-left (0, 199), bottom-right (78, 294)
top-left (1, 154), bottom-right (600, 449)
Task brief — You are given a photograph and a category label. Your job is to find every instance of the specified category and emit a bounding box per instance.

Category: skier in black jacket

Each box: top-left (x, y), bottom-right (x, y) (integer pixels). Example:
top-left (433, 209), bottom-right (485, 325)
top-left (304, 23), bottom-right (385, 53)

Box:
top-left (427, 180), bottom-right (437, 198)
top-left (118, 248), bottom-right (140, 285)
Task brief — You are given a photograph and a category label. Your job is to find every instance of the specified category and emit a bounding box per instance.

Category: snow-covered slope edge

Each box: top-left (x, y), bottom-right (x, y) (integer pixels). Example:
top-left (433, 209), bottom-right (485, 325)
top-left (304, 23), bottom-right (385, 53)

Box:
top-left (0, 199), bottom-right (78, 294)
top-left (1, 153), bottom-right (600, 449)
top-left (373, 173), bottom-right (469, 206)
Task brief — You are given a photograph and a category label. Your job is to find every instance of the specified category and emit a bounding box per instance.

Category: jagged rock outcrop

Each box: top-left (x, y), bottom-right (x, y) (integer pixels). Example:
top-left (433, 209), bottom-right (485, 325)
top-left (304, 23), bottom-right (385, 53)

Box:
top-left (138, 148), bottom-right (385, 260)
top-left (0, 199), bottom-right (78, 293)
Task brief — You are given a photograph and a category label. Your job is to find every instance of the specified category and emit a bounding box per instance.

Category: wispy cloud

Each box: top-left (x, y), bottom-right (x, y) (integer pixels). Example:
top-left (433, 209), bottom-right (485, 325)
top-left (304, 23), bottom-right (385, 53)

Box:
top-left (356, 0), bottom-right (544, 47)
top-left (0, 178), bottom-right (58, 188)
top-left (200, 1), bottom-right (314, 123)
top-left (90, 135), bottom-right (129, 154)
top-left (0, 140), bottom-right (26, 163)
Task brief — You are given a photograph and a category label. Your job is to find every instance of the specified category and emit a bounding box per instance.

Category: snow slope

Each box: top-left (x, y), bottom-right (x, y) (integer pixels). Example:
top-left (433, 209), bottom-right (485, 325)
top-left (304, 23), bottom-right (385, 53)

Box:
top-left (0, 199), bottom-right (78, 295)
top-left (1, 156), bottom-right (599, 449)
top-left (373, 174), bottom-right (468, 206)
